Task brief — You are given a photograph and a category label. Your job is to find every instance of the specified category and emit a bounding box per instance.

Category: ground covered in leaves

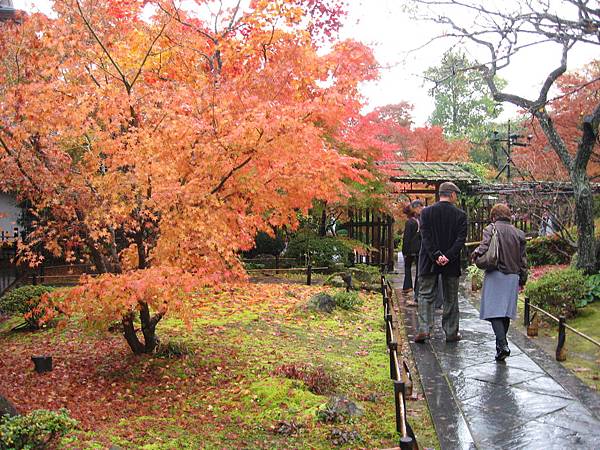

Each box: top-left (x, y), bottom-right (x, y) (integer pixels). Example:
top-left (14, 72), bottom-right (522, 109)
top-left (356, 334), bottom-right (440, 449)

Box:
top-left (0, 283), bottom-right (437, 449)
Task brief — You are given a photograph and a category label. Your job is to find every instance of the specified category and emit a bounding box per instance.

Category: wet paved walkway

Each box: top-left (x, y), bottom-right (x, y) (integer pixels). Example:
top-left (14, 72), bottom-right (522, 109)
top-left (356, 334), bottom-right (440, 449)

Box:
top-left (388, 272), bottom-right (600, 450)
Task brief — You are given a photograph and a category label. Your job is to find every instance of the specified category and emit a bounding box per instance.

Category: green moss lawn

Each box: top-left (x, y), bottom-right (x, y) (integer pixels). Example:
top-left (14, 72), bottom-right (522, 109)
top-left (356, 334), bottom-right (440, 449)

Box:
top-left (0, 283), bottom-right (438, 449)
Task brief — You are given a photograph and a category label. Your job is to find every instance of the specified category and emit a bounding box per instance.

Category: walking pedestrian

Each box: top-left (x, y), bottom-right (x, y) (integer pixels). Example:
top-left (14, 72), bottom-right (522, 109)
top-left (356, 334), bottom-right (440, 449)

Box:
top-left (414, 182), bottom-right (467, 343)
top-left (472, 203), bottom-right (528, 361)
top-left (402, 199), bottom-right (424, 303)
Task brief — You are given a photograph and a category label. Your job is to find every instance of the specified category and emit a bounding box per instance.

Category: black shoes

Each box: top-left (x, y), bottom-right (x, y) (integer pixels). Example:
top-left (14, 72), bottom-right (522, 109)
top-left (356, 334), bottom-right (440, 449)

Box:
top-left (495, 342), bottom-right (511, 361)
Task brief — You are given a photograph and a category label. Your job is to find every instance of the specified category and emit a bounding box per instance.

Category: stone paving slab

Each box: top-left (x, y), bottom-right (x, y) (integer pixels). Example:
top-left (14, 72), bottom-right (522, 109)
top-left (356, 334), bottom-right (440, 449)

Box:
top-left (389, 272), bottom-right (600, 450)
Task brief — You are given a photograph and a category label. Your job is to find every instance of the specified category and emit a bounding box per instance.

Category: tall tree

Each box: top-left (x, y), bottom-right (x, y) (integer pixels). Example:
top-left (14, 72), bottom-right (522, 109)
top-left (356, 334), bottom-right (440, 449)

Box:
top-left (410, 0), bottom-right (600, 273)
top-left (0, 0), bottom-right (379, 353)
top-left (425, 50), bottom-right (502, 139)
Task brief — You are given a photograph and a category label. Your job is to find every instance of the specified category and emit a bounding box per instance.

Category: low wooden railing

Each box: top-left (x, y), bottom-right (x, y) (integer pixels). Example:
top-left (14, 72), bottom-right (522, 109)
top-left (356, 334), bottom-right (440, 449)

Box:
top-left (381, 275), bottom-right (418, 450)
top-left (522, 297), bottom-right (600, 361)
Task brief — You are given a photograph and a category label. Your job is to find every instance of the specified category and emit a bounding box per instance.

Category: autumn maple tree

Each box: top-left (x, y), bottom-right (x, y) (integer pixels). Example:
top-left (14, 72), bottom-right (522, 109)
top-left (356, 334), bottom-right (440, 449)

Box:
top-left (515, 61), bottom-right (600, 182)
top-left (0, 0), bottom-right (379, 353)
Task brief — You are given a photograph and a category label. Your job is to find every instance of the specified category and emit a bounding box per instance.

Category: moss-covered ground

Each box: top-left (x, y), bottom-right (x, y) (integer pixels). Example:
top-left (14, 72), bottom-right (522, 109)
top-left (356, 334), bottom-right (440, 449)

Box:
top-left (532, 302), bottom-right (600, 391)
top-left (0, 282), bottom-right (438, 449)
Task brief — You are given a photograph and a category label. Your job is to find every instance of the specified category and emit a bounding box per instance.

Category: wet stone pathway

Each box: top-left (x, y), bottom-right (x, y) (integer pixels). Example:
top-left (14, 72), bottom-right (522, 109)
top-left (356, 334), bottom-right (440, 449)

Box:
top-left (388, 272), bottom-right (600, 450)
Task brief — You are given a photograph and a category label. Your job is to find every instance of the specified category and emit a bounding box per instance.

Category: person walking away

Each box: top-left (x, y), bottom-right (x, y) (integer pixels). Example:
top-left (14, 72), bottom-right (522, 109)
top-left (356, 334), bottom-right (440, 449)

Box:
top-left (472, 203), bottom-right (527, 361)
top-left (414, 182), bottom-right (467, 343)
top-left (402, 199), bottom-right (424, 302)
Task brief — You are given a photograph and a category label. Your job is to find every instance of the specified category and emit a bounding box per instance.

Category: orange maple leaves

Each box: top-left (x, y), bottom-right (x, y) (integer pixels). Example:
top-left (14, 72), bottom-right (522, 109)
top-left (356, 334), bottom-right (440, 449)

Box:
top-left (0, 1), bottom-right (379, 325)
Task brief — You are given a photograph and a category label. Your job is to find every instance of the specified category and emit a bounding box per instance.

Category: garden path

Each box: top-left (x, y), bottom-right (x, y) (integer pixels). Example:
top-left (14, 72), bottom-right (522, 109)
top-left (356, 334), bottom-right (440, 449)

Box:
top-left (389, 268), bottom-right (600, 449)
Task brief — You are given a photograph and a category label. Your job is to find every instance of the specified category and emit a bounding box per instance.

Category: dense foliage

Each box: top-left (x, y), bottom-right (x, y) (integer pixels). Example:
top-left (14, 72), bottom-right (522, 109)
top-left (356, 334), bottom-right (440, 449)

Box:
top-left (527, 236), bottom-right (576, 266)
top-left (0, 409), bottom-right (77, 450)
top-left (332, 290), bottom-right (364, 311)
top-left (285, 231), bottom-right (352, 267)
top-left (0, 285), bottom-right (57, 329)
top-left (0, 0), bottom-right (381, 353)
top-left (245, 230), bottom-right (286, 259)
top-left (524, 268), bottom-right (589, 318)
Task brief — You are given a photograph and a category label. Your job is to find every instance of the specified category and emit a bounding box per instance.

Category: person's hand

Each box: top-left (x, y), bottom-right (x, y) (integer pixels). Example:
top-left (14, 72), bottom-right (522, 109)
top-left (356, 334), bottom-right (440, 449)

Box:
top-left (436, 255), bottom-right (449, 266)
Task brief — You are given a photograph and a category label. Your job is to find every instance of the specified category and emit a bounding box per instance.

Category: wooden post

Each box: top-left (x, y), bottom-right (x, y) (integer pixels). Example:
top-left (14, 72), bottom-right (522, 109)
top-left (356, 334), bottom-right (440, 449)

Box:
top-left (556, 315), bottom-right (567, 361)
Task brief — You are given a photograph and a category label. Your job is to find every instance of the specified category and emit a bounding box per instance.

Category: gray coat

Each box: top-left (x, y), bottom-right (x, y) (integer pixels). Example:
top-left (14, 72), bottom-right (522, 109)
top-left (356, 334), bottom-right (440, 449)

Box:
top-left (473, 219), bottom-right (528, 285)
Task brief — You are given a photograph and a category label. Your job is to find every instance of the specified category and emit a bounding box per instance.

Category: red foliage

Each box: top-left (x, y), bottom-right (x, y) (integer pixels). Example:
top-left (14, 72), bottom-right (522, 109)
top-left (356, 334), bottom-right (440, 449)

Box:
top-left (528, 264), bottom-right (569, 281)
top-left (515, 60), bottom-right (600, 180)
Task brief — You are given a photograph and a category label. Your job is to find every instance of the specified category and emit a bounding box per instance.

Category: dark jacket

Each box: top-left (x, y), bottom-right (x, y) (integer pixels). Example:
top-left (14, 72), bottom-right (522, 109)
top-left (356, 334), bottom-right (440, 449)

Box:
top-left (418, 201), bottom-right (467, 277)
top-left (473, 219), bottom-right (528, 285)
top-left (402, 217), bottom-right (421, 256)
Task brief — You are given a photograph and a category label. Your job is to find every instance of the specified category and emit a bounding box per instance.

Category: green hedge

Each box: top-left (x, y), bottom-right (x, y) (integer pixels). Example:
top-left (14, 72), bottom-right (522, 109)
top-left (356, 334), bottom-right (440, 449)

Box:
top-left (0, 409), bottom-right (77, 450)
top-left (0, 285), bottom-right (57, 329)
top-left (527, 235), bottom-right (575, 266)
top-left (524, 268), bottom-right (589, 318)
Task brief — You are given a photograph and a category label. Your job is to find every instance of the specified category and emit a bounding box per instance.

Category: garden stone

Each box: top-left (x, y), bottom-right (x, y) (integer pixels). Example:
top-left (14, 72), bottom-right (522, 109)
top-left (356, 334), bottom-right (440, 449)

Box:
top-left (324, 274), bottom-right (345, 288)
top-left (0, 394), bottom-right (18, 417)
top-left (328, 395), bottom-right (364, 418)
top-left (349, 267), bottom-right (375, 283)
top-left (308, 293), bottom-right (336, 313)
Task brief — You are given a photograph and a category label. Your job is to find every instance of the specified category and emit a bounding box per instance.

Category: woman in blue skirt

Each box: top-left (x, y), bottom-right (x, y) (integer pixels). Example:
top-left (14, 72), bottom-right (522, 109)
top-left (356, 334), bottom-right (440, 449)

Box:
top-left (472, 204), bottom-right (528, 361)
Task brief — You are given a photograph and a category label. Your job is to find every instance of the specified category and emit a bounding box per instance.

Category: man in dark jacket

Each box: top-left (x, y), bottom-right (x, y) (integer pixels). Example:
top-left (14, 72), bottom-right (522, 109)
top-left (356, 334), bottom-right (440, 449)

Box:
top-left (415, 182), bottom-right (467, 343)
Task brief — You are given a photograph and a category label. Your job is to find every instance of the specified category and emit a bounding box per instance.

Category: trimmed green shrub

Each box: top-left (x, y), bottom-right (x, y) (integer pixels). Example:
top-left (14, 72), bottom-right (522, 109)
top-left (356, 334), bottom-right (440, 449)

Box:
top-left (524, 268), bottom-right (588, 318)
top-left (527, 236), bottom-right (576, 266)
top-left (0, 285), bottom-right (57, 328)
top-left (332, 291), bottom-right (363, 311)
top-left (285, 231), bottom-right (352, 268)
top-left (0, 409), bottom-right (77, 450)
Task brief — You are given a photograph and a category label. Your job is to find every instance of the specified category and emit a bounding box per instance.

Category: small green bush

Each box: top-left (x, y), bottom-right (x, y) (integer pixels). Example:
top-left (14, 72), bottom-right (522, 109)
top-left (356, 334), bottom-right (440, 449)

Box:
top-left (0, 409), bottom-right (77, 450)
top-left (332, 291), bottom-right (363, 311)
top-left (524, 268), bottom-right (588, 318)
top-left (0, 285), bottom-right (57, 329)
top-left (527, 236), bottom-right (575, 266)
top-left (285, 231), bottom-right (352, 268)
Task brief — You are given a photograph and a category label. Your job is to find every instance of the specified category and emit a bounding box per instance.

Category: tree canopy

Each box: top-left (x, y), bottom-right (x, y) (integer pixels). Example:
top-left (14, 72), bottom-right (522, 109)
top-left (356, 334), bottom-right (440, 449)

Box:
top-left (0, 0), bottom-right (382, 352)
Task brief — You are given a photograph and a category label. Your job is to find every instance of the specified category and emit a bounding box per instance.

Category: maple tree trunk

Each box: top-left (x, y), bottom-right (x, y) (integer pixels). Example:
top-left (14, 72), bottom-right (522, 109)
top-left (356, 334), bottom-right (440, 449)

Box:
top-left (121, 303), bottom-right (164, 355)
top-left (319, 204), bottom-right (327, 237)
top-left (122, 314), bottom-right (145, 354)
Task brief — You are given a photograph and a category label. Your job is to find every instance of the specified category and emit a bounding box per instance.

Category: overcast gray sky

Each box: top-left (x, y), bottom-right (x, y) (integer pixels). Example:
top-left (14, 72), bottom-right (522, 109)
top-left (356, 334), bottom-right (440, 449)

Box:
top-left (12, 0), bottom-right (599, 126)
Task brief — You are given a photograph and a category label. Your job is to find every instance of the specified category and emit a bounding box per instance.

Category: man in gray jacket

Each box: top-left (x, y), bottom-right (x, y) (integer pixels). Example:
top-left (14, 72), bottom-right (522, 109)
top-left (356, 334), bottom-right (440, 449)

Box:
top-left (415, 182), bottom-right (467, 343)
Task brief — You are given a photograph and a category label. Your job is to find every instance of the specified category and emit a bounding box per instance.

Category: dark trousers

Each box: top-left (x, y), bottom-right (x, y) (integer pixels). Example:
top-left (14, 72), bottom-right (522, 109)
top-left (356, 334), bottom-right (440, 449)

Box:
top-left (417, 274), bottom-right (459, 337)
top-left (490, 317), bottom-right (510, 348)
top-left (403, 254), bottom-right (418, 293)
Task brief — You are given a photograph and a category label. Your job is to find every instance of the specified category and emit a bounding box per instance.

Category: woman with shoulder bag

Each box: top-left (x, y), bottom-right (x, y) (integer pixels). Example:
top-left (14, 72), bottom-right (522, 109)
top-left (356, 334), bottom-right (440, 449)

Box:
top-left (471, 204), bottom-right (528, 362)
top-left (402, 199), bottom-right (424, 301)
